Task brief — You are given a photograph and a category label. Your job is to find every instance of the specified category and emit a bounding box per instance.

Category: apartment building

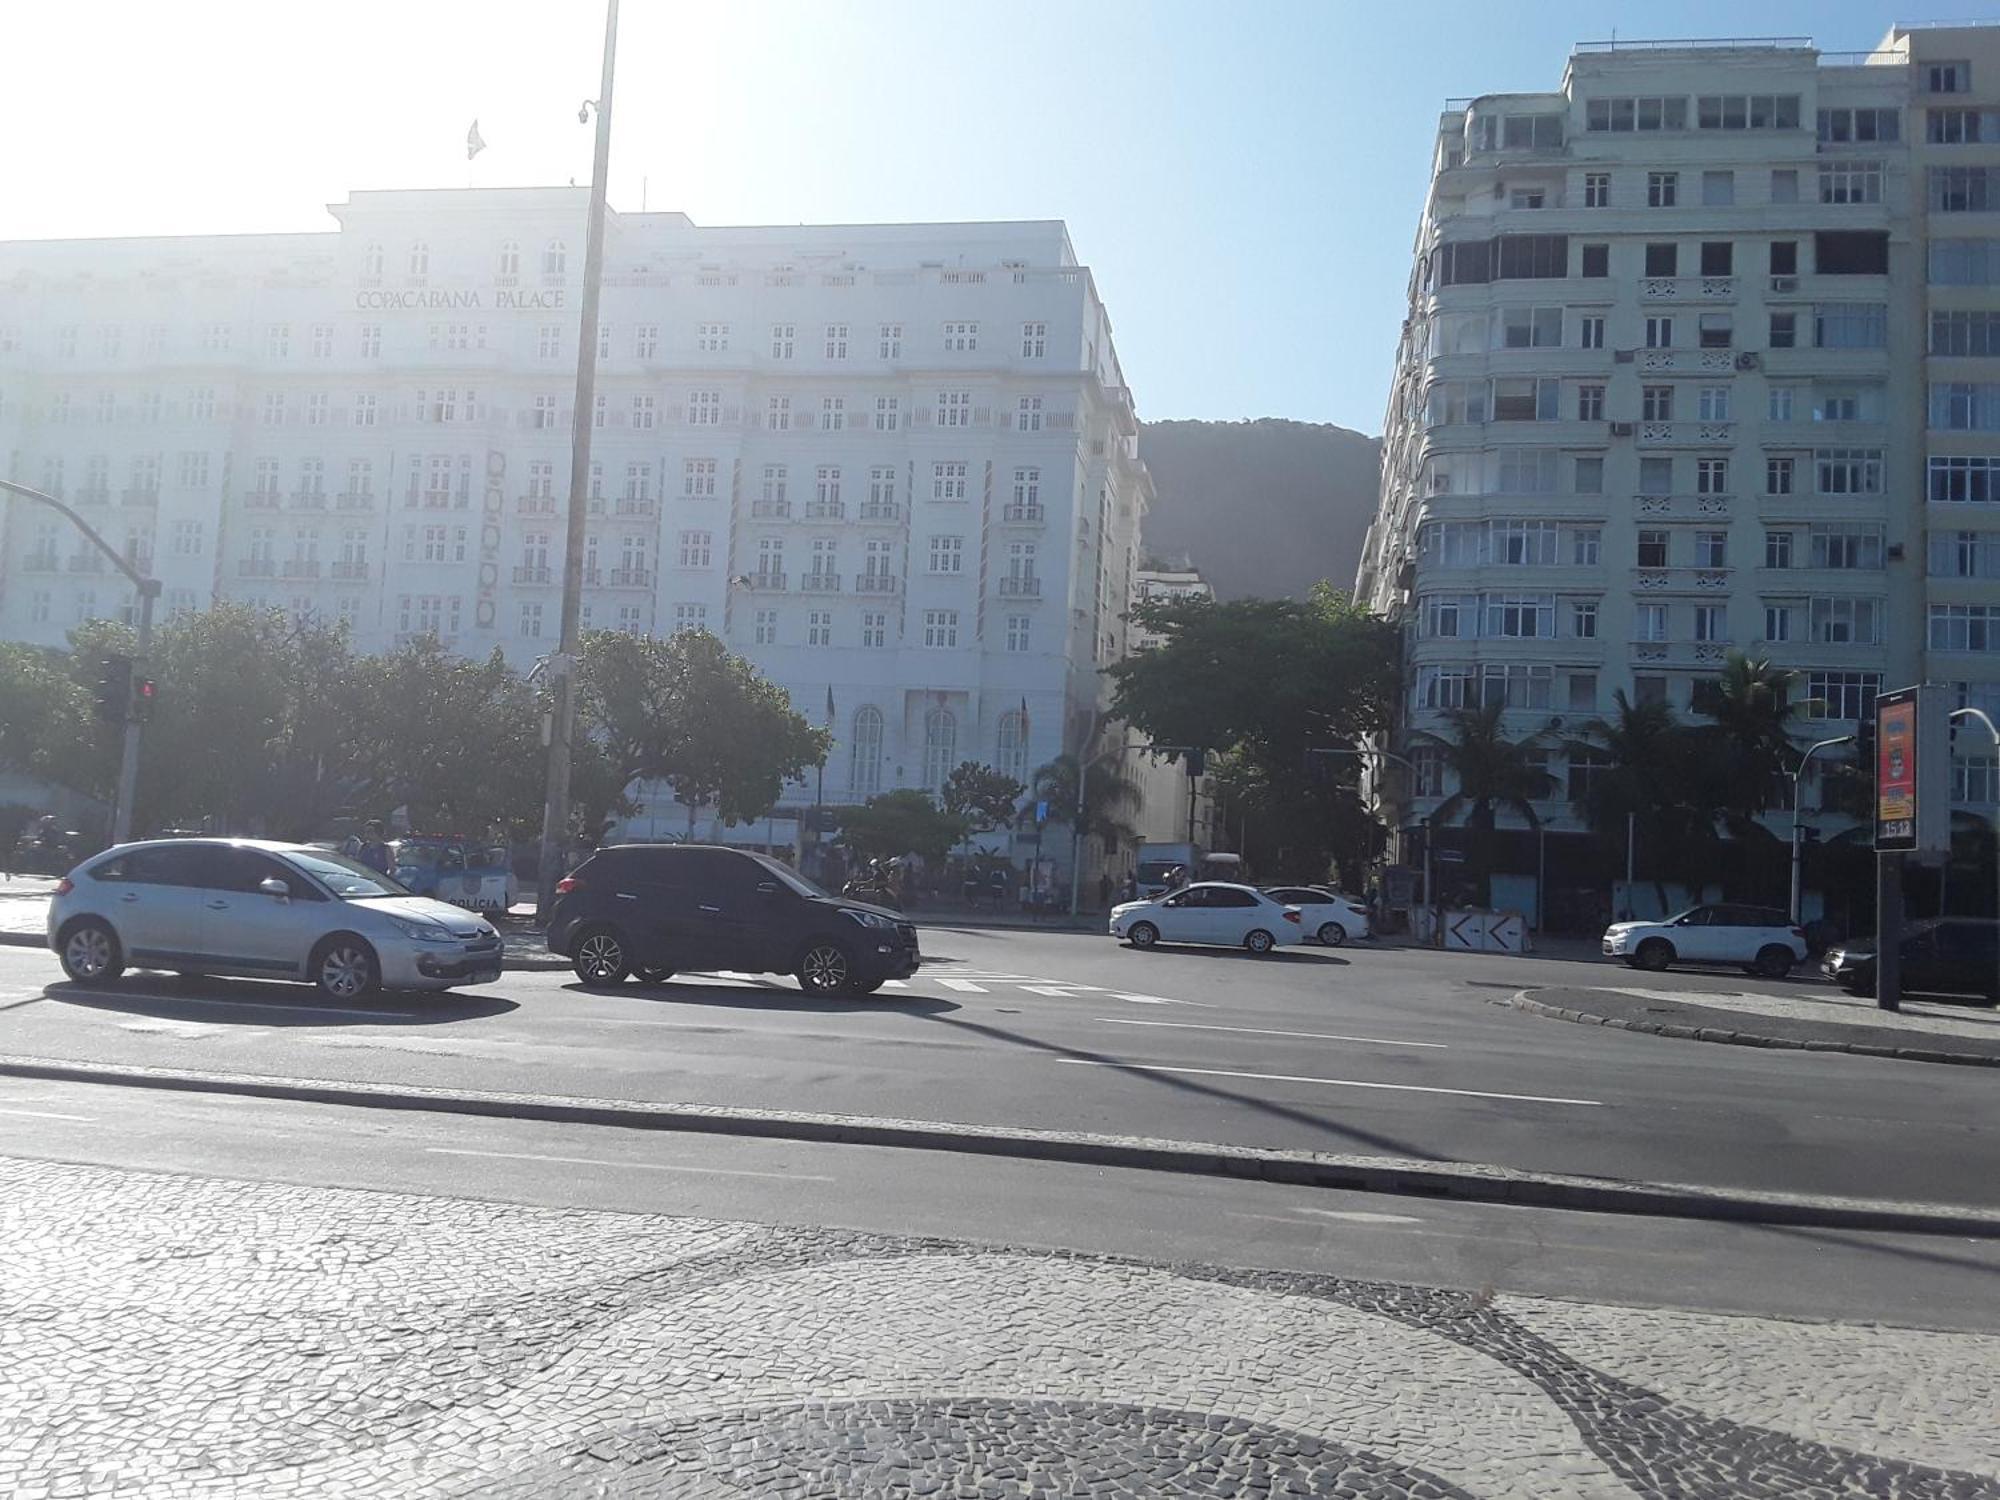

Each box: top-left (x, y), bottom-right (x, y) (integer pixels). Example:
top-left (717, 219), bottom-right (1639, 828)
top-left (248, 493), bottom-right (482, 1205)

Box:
top-left (0, 189), bottom-right (1152, 828)
top-left (1355, 26), bottom-right (2000, 923)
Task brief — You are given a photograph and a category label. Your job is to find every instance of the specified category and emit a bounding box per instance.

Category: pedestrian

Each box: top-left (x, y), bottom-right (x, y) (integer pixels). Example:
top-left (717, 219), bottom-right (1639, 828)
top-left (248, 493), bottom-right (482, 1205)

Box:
top-left (356, 820), bottom-right (392, 873)
top-left (1121, 871), bottom-right (1138, 903)
top-left (1097, 871), bottom-right (1113, 911)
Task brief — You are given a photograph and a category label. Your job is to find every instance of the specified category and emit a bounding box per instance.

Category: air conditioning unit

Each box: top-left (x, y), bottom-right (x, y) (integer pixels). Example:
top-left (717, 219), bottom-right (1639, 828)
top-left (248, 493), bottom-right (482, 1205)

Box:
top-left (1770, 276), bottom-right (1798, 293)
top-left (1735, 351), bottom-right (1761, 371)
top-left (1609, 421), bottom-right (1636, 437)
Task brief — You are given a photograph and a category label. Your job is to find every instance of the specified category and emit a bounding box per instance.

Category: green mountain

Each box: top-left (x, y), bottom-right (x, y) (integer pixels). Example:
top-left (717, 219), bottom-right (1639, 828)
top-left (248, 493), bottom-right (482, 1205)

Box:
top-left (1137, 418), bottom-right (1382, 601)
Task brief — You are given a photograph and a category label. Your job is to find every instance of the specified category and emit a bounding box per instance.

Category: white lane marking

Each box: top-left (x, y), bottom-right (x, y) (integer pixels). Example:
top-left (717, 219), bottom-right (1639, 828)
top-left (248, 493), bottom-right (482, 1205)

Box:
top-left (1095, 1018), bottom-right (1446, 1050)
top-left (1299, 1208), bottom-right (1426, 1224)
top-left (1056, 1058), bottom-right (1602, 1107)
top-left (1019, 985), bottom-right (1097, 997)
top-left (936, 978), bottom-right (989, 993)
top-left (878, 979), bottom-right (910, 990)
top-left (1108, 992), bottom-right (1194, 1006)
top-left (425, 1147), bottom-right (832, 1181)
top-left (0, 1105), bottom-right (95, 1122)
top-left (1228, 1209), bottom-right (1424, 1229)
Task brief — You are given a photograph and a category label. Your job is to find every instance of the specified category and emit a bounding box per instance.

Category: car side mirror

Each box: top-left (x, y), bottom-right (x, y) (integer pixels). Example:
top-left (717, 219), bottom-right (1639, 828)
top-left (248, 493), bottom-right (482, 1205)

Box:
top-left (756, 881), bottom-right (779, 896)
top-left (258, 877), bottom-right (290, 900)
top-left (1674, 916), bottom-right (1691, 925)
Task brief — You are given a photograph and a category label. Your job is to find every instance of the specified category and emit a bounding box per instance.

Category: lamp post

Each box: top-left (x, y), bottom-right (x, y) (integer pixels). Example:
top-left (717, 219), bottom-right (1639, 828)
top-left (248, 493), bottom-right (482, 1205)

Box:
top-left (1788, 733), bottom-right (1856, 926)
top-left (0, 478), bottom-right (161, 843)
top-left (536, 0), bottom-right (620, 917)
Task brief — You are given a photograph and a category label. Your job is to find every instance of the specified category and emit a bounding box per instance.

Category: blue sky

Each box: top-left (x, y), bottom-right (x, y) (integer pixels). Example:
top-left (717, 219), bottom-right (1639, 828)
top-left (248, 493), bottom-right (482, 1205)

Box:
top-left (0, 1), bottom-right (1956, 432)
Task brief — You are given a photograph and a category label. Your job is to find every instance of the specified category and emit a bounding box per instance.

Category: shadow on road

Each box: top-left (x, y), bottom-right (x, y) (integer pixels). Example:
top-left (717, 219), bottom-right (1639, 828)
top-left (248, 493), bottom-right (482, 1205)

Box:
top-left (1122, 945), bottom-right (1350, 968)
top-left (920, 1011), bottom-right (1443, 1161)
top-left (559, 978), bottom-right (961, 1017)
top-left (1753, 1221), bottom-right (2000, 1280)
top-left (42, 976), bottom-right (518, 1027)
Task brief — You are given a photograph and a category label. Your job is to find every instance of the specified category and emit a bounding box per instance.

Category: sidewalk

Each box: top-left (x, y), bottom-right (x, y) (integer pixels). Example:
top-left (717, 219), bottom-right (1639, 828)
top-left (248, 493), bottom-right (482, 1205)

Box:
top-left (1511, 983), bottom-right (2000, 1068)
top-left (3, 1154), bottom-right (1996, 1499)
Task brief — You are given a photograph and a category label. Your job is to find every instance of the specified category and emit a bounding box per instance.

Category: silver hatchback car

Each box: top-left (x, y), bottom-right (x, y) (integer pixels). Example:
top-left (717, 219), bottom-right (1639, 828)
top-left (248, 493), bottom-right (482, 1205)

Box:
top-left (49, 838), bottom-right (503, 1000)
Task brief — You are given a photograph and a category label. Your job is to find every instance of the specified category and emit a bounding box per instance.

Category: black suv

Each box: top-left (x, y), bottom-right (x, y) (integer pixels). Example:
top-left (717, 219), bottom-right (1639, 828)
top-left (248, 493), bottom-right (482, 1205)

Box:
top-left (546, 844), bottom-right (920, 995)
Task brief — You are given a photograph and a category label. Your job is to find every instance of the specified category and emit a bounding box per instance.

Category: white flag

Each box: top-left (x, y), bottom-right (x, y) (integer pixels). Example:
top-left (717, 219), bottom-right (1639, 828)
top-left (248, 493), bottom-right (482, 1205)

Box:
top-left (466, 120), bottom-right (487, 160)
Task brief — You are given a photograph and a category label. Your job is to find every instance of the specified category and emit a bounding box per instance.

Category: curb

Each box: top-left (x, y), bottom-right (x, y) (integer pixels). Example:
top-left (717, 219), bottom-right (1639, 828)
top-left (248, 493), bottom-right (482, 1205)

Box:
top-left (1506, 989), bottom-right (2000, 1070)
top-left (3, 1052), bottom-right (1998, 1240)
top-left (0, 931), bottom-right (39, 949)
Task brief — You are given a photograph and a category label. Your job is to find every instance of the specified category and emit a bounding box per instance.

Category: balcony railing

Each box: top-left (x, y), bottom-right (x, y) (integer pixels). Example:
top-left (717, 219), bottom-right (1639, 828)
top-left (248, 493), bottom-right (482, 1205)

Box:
top-left (1637, 420), bottom-right (1735, 444)
top-left (66, 555), bottom-right (106, 574)
top-left (1002, 503), bottom-right (1044, 523)
top-left (336, 491), bottom-right (376, 511)
top-left (518, 494), bottom-right (557, 515)
top-left (1640, 276), bottom-right (1737, 301)
top-left (331, 560), bottom-right (370, 581)
top-left (608, 567), bottom-right (652, 588)
top-left (855, 573), bottom-right (899, 593)
top-left (238, 558), bottom-right (276, 578)
top-left (751, 499), bottom-right (792, 519)
top-left (857, 502), bottom-right (900, 522)
top-left (1631, 640), bottom-right (1730, 665)
top-left (1635, 349), bottom-right (1739, 373)
top-left (804, 500), bottom-right (845, 520)
top-left (1635, 491), bottom-right (1733, 518)
top-left (614, 496), bottom-right (657, 518)
top-left (800, 572), bottom-right (842, 593)
top-left (513, 564), bottom-right (552, 585)
top-left (121, 487), bottom-right (159, 507)
top-left (582, 567), bottom-right (601, 586)
top-left (1631, 567), bottom-right (1732, 591)
top-left (244, 491), bottom-right (282, 510)
top-left (289, 490), bottom-right (328, 510)
top-left (744, 570), bottom-right (787, 591)
top-left (21, 552), bottom-right (58, 572)
top-left (280, 559), bottom-right (321, 579)
top-left (998, 575), bottom-right (1042, 597)
top-left (72, 486), bottom-right (111, 505)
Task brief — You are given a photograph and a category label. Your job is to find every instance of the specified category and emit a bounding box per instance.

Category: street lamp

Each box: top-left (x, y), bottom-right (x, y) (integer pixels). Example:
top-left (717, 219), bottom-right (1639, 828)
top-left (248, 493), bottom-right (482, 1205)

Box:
top-left (0, 477), bottom-right (161, 843)
top-left (1788, 734), bottom-right (1856, 926)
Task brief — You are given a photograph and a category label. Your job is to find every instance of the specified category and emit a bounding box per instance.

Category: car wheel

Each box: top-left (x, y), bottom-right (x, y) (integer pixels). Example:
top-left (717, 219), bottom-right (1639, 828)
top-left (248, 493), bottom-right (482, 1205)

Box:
top-left (633, 966), bottom-right (675, 986)
top-left (1753, 945), bottom-right (1794, 980)
top-left (312, 935), bottom-right (380, 1002)
top-left (1244, 928), bottom-right (1276, 955)
top-left (1634, 938), bottom-right (1674, 972)
top-left (1127, 921), bottom-right (1159, 950)
top-left (797, 941), bottom-right (856, 995)
top-left (1316, 921), bottom-right (1347, 947)
top-left (58, 919), bottom-right (124, 985)
top-left (571, 928), bottom-right (631, 988)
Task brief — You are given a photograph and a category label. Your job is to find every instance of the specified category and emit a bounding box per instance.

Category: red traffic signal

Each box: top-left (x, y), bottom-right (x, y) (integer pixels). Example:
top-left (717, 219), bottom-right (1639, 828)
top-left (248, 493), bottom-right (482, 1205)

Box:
top-left (131, 678), bottom-right (157, 722)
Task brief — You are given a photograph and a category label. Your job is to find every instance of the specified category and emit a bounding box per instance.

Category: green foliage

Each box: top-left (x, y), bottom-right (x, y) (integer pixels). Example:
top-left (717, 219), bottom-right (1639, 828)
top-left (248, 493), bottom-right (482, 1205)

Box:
top-left (1408, 700), bottom-right (1557, 905)
top-left (1108, 583), bottom-right (1398, 875)
top-left (837, 788), bottom-right (968, 863)
top-left (0, 642), bottom-right (103, 795)
top-left (1028, 753), bottom-right (1144, 850)
top-left (941, 762), bottom-right (1025, 831)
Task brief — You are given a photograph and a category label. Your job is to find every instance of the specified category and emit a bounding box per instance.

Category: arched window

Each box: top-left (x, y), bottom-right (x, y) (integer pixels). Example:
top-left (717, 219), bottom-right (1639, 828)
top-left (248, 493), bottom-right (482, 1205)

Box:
top-left (996, 709), bottom-right (1028, 785)
top-left (362, 242), bottom-right (384, 278)
top-left (923, 707), bottom-right (957, 793)
top-left (849, 706), bottom-right (883, 796)
top-left (408, 241), bottom-right (429, 276)
top-left (544, 239), bottom-right (567, 276)
top-left (498, 239), bottom-right (520, 277)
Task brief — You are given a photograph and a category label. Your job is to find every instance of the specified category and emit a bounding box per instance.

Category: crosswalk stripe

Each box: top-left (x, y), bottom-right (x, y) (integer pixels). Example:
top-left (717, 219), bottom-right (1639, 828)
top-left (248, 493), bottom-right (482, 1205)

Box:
top-left (936, 978), bottom-right (989, 993)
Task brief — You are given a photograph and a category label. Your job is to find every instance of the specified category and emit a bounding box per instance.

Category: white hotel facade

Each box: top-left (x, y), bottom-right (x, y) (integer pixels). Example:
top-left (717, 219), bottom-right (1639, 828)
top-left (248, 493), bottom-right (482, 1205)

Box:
top-left (0, 189), bottom-right (1152, 831)
top-left (1356, 25), bottom-right (2000, 919)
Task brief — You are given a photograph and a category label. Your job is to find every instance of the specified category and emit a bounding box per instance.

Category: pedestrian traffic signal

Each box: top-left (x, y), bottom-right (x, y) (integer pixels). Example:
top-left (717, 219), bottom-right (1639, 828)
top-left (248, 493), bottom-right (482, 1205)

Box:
top-left (130, 677), bottom-right (156, 723)
top-left (93, 655), bottom-right (133, 724)
top-left (1184, 748), bottom-right (1206, 777)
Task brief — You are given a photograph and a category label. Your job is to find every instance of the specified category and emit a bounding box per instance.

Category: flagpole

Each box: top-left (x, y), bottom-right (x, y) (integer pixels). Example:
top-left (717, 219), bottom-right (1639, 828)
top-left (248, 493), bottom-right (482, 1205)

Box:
top-left (536, 0), bottom-right (619, 917)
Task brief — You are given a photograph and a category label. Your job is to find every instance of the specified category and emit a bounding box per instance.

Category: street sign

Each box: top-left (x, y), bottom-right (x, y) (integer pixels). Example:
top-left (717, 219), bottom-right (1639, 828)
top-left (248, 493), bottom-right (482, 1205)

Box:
top-left (1873, 685), bottom-right (1949, 855)
top-left (1035, 800), bottom-right (1049, 822)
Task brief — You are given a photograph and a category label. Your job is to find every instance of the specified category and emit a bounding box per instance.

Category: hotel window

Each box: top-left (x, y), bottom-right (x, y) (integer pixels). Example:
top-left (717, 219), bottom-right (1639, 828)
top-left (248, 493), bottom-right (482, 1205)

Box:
top-left (942, 321), bottom-right (978, 352)
top-left (1021, 321), bottom-right (1047, 357)
top-left (770, 323), bottom-right (795, 359)
top-left (536, 324), bottom-right (561, 359)
top-left (874, 396), bottom-right (901, 432)
top-left (939, 391), bottom-right (972, 428)
top-left (924, 610), bottom-right (960, 648)
top-left (358, 324), bottom-right (381, 358)
top-left (862, 612), bottom-right (888, 649)
top-left (543, 240), bottom-right (567, 276)
top-left (767, 395), bottom-right (791, 431)
top-left (878, 322), bottom-right (902, 359)
top-left (688, 389), bottom-right (721, 426)
top-left (310, 324), bottom-right (333, 358)
top-left (1647, 172), bottom-right (1678, 208)
top-left (408, 242), bottom-right (429, 276)
top-left (933, 462), bottom-right (969, 501)
top-left (1583, 172), bottom-right (1610, 207)
top-left (1818, 161), bottom-right (1883, 205)
top-left (820, 395), bottom-right (845, 430)
top-left (679, 530), bottom-right (712, 568)
top-left (824, 323), bottom-right (849, 360)
top-left (637, 323), bottom-right (661, 357)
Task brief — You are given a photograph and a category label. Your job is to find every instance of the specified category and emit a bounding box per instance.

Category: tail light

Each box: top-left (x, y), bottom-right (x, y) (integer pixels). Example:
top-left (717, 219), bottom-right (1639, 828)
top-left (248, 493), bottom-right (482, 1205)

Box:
top-left (1791, 927), bottom-right (1806, 939)
top-left (555, 876), bottom-right (579, 894)
top-left (53, 877), bottom-right (73, 896)
top-left (1283, 909), bottom-right (1301, 924)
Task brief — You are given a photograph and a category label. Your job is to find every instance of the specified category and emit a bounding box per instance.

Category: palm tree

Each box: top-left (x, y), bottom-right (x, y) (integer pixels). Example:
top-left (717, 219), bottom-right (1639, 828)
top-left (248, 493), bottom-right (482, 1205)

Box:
top-left (1693, 653), bottom-right (1810, 822)
top-left (1029, 752), bottom-right (1145, 852)
top-left (1569, 691), bottom-right (1711, 917)
top-left (1409, 699), bottom-right (1555, 906)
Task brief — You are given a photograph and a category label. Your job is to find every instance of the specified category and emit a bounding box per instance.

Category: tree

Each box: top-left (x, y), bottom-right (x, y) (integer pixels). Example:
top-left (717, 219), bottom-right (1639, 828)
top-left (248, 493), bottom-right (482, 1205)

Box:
top-left (941, 761), bottom-right (1024, 831)
top-left (1692, 652), bottom-right (1810, 824)
top-left (837, 789), bottom-right (967, 863)
top-left (577, 630), bottom-right (830, 832)
top-left (1569, 691), bottom-right (1715, 916)
top-left (0, 643), bottom-right (102, 797)
top-left (1028, 753), bottom-right (1145, 851)
top-left (1409, 699), bottom-right (1555, 906)
top-left (342, 638), bottom-right (544, 836)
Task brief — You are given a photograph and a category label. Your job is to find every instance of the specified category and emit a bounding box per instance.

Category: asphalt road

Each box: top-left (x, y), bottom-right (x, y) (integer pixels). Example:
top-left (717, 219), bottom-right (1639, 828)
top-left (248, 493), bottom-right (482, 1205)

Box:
top-left (6, 1073), bottom-right (2000, 1332)
top-left (1, 927), bottom-right (1993, 1210)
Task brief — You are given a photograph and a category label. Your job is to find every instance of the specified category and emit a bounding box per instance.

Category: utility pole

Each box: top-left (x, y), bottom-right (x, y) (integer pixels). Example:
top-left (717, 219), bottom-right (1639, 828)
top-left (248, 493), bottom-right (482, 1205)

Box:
top-left (536, 0), bottom-right (620, 917)
top-left (0, 478), bottom-right (160, 842)
top-left (1788, 734), bottom-right (1856, 926)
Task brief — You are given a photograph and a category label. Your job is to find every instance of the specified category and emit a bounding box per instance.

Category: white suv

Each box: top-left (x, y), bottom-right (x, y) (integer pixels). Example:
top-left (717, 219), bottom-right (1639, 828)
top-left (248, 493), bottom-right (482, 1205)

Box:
top-left (1602, 903), bottom-right (1806, 978)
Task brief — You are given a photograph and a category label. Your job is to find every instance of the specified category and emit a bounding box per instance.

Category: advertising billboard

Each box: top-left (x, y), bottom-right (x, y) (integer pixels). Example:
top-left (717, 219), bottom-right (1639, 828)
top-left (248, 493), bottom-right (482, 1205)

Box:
top-left (1874, 685), bottom-right (1949, 855)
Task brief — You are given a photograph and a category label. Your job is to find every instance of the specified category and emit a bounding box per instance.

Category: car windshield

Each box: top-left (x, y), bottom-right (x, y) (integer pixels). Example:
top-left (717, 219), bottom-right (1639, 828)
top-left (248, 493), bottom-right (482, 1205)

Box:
top-left (751, 853), bottom-right (829, 900)
top-left (282, 848), bottom-right (412, 900)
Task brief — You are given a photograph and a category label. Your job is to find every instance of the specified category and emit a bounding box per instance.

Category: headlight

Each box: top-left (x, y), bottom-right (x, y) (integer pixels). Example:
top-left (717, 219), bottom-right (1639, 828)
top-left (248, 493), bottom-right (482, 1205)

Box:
top-left (390, 916), bottom-right (456, 944)
top-left (838, 908), bottom-right (896, 930)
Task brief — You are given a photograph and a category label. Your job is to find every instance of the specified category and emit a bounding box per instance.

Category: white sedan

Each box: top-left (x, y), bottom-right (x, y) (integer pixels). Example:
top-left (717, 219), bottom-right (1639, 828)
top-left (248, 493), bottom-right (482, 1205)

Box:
top-left (1109, 881), bottom-right (1305, 955)
top-left (1262, 885), bottom-right (1371, 947)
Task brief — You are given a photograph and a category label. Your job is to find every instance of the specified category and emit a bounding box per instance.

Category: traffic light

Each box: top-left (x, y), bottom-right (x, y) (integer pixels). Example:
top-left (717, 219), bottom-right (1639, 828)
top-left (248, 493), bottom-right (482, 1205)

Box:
top-left (93, 655), bottom-right (133, 724)
top-left (130, 676), bottom-right (157, 723)
top-left (1184, 748), bottom-right (1206, 778)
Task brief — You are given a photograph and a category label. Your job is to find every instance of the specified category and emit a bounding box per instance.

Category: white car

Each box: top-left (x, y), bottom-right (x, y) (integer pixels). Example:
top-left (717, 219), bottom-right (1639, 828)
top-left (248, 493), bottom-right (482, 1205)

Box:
top-left (1262, 885), bottom-right (1371, 947)
top-left (48, 838), bottom-right (504, 1000)
top-left (1601, 903), bottom-right (1806, 978)
top-left (1109, 881), bottom-right (1305, 955)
